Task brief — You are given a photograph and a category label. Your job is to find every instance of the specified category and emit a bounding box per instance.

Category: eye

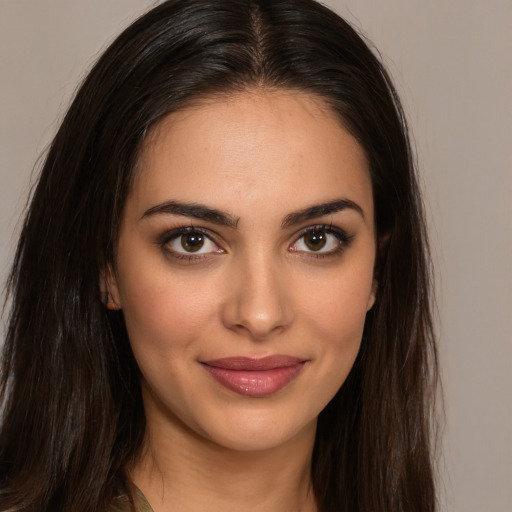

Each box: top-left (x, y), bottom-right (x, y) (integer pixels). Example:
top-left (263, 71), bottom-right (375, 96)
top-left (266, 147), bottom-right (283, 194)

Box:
top-left (290, 226), bottom-right (350, 256)
top-left (161, 227), bottom-right (223, 257)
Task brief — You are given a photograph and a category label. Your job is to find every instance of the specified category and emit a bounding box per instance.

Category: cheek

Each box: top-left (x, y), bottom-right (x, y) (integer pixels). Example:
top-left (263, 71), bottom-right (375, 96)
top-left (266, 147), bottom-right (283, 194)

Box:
top-left (116, 262), bottom-right (220, 362)
top-left (296, 261), bottom-right (374, 371)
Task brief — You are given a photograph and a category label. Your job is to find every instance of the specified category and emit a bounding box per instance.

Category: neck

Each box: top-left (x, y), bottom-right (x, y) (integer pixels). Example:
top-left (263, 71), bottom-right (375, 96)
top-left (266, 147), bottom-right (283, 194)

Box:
top-left (130, 392), bottom-right (318, 512)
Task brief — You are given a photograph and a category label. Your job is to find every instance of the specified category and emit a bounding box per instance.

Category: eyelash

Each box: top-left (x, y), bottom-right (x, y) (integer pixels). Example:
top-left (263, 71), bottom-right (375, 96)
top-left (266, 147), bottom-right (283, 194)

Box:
top-left (290, 224), bottom-right (354, 259)
top-left (156, 225), bottom-right (221, 262)
top-left (156, 224), bottom-right (354, 262)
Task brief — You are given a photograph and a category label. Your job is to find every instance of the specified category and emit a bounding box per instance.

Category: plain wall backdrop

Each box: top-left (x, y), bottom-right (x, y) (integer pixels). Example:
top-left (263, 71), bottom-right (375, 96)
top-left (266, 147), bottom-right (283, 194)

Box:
top-left (0, 1), bottom-right (510, 511)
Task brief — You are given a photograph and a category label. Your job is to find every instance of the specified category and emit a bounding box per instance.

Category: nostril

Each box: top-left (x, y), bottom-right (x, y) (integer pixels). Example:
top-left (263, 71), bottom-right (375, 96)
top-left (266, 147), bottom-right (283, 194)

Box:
top-left (221, 292), bottom-right (293, 340)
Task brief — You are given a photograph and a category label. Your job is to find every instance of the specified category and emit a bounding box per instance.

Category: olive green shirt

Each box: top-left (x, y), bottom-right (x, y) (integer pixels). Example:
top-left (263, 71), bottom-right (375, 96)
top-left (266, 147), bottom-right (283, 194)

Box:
top-left (110, 487), bottom-right (154, 512)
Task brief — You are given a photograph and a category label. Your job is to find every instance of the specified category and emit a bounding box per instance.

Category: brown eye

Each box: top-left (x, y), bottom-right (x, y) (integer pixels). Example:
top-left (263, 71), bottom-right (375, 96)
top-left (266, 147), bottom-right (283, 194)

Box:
top-left (303, 230), bottom-right (327, 251)
top-left (180, 232), bottom-right (204, 252)
top-left (290, 226), bottom-right (348, 256)
top-left (165, 229), bottom-right (220, 257)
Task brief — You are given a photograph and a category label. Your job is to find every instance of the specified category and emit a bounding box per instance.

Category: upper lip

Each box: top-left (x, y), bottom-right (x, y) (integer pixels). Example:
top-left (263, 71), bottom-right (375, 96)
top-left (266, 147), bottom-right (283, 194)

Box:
top-left (201, 355), bottom-right (306, 371)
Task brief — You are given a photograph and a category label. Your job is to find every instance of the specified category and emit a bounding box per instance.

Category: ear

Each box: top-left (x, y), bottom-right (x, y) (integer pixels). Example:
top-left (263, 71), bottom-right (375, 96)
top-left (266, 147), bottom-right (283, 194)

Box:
top-left (366, 279), bottom-right (377, 311)
top-left (367, 232), bottom-right (389, 311)
top-left (100, 265), bottom-right (122, 310)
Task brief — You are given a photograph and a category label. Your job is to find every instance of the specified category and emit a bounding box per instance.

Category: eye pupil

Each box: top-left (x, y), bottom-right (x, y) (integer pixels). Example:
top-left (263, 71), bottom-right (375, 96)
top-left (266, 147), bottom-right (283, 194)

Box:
top-left (181, 232), bottom-right (204, 252)
top-left (304, 230), bottom-right (327, 251)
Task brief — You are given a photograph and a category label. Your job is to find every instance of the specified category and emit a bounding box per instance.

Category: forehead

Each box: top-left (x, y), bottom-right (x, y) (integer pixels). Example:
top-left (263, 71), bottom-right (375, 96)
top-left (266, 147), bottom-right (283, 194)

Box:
top-left (129, 90), bottom-right (373, 223)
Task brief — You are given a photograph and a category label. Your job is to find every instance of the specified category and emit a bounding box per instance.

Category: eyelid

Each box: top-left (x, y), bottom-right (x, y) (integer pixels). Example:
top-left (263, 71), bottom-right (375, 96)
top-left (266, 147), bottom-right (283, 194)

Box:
top-left (156, 225), bottom-right (224, 259)
top-left (289, 224), bottom-right (353, 256)
top-left (156, 223), bottom-right (353, 261)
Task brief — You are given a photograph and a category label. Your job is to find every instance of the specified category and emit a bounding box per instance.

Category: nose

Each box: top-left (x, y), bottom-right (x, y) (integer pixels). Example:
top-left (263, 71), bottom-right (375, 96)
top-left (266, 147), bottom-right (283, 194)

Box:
top-left (220, 251), bottom-right (294, 341)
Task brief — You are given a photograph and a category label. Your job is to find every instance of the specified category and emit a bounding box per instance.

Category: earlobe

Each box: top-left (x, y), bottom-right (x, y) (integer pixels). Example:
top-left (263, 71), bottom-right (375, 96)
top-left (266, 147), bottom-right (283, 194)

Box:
top-left (367, 232), bottom-right (389, 311)
top-left (367, 280), bottom-right (377, 311)
top-left (100, 265), bottom-right (122, 310)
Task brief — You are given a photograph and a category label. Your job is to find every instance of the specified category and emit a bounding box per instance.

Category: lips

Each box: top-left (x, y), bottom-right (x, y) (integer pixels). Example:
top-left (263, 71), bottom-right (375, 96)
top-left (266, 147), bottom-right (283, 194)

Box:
top-left (201, 355), bottom-right (307, 397)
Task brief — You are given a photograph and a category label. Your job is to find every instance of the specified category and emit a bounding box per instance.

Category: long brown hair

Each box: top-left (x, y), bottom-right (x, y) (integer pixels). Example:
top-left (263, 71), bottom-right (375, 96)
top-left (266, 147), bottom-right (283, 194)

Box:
top-left (0, 1), bottom-right (438, 510)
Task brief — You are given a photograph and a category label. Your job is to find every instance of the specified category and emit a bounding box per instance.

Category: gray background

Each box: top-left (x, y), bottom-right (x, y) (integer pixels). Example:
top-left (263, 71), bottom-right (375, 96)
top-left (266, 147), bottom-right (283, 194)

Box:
top-left (0, 1), bottom-right (510, 510)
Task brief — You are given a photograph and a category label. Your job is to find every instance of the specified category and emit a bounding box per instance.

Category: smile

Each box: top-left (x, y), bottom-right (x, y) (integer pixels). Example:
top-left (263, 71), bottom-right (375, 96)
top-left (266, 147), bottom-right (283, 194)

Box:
top-left (200, 355), bottom-right (307, 397)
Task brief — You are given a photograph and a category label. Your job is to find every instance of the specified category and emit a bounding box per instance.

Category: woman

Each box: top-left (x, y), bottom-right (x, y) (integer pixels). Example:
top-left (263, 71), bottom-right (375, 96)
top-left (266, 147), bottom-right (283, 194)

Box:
top-left (0, 0), bottom-right (438, 511)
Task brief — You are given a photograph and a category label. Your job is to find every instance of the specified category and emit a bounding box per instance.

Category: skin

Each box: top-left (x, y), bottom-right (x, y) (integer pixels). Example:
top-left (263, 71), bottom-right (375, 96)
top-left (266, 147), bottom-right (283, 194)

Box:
top-left (106, 90), bottom-right (377, 512)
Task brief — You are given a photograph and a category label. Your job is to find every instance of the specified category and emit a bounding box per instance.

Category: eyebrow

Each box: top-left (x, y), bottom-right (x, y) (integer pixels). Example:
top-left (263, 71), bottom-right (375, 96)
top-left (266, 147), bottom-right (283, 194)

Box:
top-left (141, 200), bottom-right (239, 228)
top-left (281, 198), bottom-right (364, 228)
top-left (141, 198), bottom-right (364, 229)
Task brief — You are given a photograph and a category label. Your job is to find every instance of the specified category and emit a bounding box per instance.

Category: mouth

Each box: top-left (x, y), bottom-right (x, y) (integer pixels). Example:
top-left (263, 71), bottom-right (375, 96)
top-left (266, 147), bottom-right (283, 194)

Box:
top-left (200, 355), bottom-right (307, 397)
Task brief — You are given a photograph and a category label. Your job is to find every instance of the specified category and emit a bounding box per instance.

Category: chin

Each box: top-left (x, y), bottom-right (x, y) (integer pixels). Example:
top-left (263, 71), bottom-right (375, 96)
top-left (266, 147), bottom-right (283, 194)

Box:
top-left (193, 406), bottom-right (318, 454)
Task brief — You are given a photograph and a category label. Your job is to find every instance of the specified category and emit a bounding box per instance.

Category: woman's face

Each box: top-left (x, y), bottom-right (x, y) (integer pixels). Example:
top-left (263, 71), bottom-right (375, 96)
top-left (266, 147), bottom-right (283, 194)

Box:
top-left (108, 90), bottom-right (376, 452)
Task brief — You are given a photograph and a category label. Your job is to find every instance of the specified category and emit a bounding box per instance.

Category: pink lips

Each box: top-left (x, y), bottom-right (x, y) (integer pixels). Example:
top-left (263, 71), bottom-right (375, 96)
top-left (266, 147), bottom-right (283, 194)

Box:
top-left (201, 355), bottom-right (306, 397)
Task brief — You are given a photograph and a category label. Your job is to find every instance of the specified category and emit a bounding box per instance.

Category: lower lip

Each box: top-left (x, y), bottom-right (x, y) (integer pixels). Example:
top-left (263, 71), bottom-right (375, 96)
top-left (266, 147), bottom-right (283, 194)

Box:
top-left (201, 363), bottom-right (306, 397)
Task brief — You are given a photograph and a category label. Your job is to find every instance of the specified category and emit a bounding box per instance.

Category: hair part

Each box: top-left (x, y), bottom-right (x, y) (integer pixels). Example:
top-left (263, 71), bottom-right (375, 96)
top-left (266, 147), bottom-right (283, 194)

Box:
top-left (0, 1), bottom-right (438, 510)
